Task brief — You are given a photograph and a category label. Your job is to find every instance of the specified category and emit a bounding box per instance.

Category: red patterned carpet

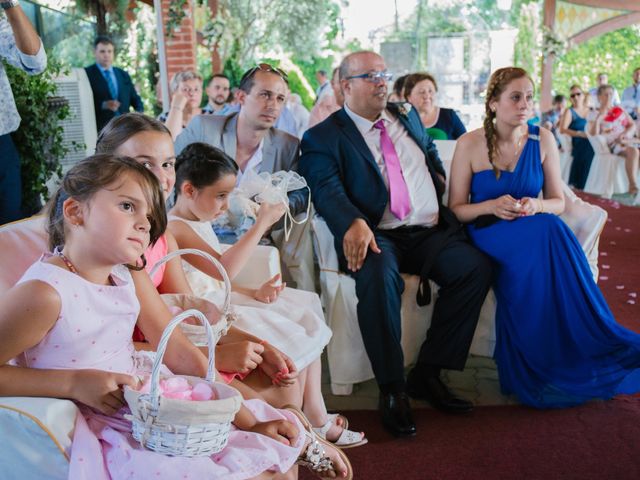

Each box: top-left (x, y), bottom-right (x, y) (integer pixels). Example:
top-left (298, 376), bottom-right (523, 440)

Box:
top-left (302, 194), bottom-right (640, 480)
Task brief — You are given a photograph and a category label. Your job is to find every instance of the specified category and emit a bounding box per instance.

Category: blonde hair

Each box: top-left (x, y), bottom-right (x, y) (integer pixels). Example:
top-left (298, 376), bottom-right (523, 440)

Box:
top-left (483, 67), bottom-right (533, 178)
top-left (169, 70), bottom-right (203, 94)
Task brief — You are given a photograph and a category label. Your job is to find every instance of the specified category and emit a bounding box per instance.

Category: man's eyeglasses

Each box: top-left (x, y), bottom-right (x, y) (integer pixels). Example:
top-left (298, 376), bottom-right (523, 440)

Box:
top-left (345, 70), bottom-right (393, 84)
top-left (240, 63), bottom-right (289, 87)
top-left (570, 92), bottom-right (583, 98)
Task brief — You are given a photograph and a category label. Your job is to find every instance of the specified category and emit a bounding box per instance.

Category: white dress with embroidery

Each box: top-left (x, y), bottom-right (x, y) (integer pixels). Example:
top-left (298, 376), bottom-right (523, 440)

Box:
top-left (168, 215), bottom-right (332, 370)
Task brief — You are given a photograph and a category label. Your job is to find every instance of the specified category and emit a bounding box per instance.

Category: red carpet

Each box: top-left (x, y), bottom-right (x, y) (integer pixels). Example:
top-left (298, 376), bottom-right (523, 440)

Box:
top-left (302, 194), bottom-right (640, 480)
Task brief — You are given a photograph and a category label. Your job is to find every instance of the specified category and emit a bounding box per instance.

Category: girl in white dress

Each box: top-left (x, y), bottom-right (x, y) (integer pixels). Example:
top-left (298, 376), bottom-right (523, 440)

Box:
top-left (168, 142), bottom-right (365, 449)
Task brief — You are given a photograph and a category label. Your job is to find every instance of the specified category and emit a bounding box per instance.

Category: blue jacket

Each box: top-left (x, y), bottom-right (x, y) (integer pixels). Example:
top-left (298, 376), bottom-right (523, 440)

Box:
top-left (300, 102), bottom-right (456, 255)
top-left (85, 63), bottom-right (144, 132)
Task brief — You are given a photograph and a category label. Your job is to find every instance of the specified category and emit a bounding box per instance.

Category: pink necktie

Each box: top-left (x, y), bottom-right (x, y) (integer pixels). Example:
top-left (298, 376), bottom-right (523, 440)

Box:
top-left (373, 119), bottom-right (411, 220)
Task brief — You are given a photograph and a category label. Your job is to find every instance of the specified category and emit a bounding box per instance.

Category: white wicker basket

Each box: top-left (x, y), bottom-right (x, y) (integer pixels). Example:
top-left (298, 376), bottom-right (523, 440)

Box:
top-left (150, 248), bottom-right (238, 345)
top-left (124, 248), bottom-right (242, 457)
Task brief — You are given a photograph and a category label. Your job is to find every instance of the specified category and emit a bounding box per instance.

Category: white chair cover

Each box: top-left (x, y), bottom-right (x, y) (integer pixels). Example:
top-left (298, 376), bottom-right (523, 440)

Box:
top-left (558, 133), bottom-right (573, 183)
top-left (584, 135), bottom-right (632, 198)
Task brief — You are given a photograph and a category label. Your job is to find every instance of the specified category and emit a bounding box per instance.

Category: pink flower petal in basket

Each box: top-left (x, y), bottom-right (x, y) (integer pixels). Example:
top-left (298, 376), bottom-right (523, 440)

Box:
top-left (610, 241), bottom-right (617, 246)
top-left (600, 252), bottom-right (608, 256)
top-left (600, 276), bottom-right (609, 280)
top-left (615, 227), bottom-right (621, 231)
top-left (629, 293), bottom-right (637, 298)
top-left (616, 285), bottom-right (625, 290)
top-left (628, 300), bottom-right (636, 305)
top-left (192, 382), bottom-right (214, 401)
top-left (601, 265), bottom-right (610, 269)
top-left (624, 228), bottom-right (631, 233)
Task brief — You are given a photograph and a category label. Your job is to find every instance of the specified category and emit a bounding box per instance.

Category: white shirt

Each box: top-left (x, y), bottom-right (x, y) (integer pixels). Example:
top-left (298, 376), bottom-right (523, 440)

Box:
top-left (344, 103), bottom-right (439, 229)
top-left (0, 17), bottom-right (47, 135)
top-left (621, 84), bottom-right (640, 116)
top-left (236, 139), bottom-right (264, 186)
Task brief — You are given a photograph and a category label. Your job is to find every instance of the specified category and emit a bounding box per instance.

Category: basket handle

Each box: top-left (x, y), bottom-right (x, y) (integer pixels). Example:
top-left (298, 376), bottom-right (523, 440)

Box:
top-left (149, 248), bottom-right (232, 318)
top-left (149, 309), bottom-right (216, 411)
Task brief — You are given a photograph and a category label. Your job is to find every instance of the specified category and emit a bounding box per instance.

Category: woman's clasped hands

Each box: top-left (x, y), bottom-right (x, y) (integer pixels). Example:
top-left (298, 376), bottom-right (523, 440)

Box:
top-left (492, 194), bottom-right (542, 220)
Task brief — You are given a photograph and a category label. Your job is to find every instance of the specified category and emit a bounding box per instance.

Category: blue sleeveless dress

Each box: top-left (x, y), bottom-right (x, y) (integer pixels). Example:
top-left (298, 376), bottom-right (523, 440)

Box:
top-left (467, 125), bottom-right (640, 408)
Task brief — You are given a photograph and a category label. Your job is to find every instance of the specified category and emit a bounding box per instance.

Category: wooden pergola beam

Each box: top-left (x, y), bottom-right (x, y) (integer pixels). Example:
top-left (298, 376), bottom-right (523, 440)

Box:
top-left (564, 0), bottom-right (640, 12)
top-left (570, 11), bottom-right (640, 45)
top-left (540, 0), bottom-right (556, 112)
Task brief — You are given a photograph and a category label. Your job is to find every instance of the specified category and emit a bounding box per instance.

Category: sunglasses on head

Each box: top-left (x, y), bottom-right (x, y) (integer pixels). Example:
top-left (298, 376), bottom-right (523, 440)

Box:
top-left (240, 63), bottom-right (289, 86)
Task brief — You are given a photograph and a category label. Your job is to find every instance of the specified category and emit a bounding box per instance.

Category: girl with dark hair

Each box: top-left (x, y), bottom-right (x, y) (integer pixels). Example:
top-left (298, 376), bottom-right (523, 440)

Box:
top-left (448, 67), bottom-right (640, 408)
top-left (0, 154), bottom-right (355, 479)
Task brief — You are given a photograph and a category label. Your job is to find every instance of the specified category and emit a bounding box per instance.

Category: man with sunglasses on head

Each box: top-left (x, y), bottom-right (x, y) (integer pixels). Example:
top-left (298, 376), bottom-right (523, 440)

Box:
top-left (175, 63), bottom-right (307, 218)
top-left (300, 51), bottom-right (492, 437)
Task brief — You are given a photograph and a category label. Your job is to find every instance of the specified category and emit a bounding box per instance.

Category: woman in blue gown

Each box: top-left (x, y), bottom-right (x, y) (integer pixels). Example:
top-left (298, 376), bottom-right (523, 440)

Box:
top-left (449, 67), bottom-right (640, 408)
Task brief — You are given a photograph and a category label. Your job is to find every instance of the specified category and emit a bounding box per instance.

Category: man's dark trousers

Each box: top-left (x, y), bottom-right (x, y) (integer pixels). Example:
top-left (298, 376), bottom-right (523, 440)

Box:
top-left (0, 133), bottom-right (22, 225)
top-left (343, 224), bottom-right (493, 393)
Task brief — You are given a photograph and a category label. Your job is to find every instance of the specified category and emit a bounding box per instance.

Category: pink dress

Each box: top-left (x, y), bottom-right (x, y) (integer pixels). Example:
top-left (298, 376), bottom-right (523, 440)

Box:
top-left (145, 234), bottom-right (169, 289)
top-left (17, 256), bottom-right (305, 480)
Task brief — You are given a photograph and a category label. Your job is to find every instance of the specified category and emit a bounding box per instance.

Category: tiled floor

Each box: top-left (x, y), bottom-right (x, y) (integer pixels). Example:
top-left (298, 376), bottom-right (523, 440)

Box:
top-left (322, 354), bottom-right (519, 411)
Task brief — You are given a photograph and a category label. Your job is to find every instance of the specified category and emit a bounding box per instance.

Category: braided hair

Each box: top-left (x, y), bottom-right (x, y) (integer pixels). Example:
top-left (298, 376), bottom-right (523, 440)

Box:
top-left (483, 67), bottom-right (533, 178)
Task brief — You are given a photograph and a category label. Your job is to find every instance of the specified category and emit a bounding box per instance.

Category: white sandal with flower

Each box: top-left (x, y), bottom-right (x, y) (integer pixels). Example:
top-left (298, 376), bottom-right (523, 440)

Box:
top-left (312, 418), bottom-right (368, 449)
top-left (285, 405), bottom-right (354, 480)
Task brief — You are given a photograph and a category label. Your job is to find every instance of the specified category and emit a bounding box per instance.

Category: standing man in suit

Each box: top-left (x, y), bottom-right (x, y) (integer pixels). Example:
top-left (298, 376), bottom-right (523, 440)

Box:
top-left (300, 51), bottom-right (492, 437)
top-left (85, 36), bottom-right (143, 133)
top-left (175, 64), bottom-right (306, 215)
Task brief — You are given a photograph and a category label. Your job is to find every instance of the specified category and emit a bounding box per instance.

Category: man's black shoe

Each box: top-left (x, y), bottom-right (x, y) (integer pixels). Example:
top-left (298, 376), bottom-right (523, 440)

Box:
top-left (406, 370), bottom-right (474, 414)
top-left (379, 392), bottom-right (417, 437)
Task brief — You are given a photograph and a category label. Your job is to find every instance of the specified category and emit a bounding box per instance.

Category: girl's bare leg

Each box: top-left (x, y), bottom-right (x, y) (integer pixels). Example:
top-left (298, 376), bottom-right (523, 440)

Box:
top-left (301, 358), bottom-right (344, 441)
top-left (241, 368), bottom-right (306, 409)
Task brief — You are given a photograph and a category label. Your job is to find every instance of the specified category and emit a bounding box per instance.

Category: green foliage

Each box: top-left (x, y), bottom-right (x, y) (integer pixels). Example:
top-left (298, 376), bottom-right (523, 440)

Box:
top-left (292, 55), bottom-right (335, 94)
top-left (213, 0), bottom-right (340, 67)
top-left (287, 69), bottom-right (314, 110)
top-left (6, 57), bottom-right (70, 214)
top-left (552, 26), bottom-right (640, 96)
top-left (513, 2), bottom-right (540, 90)
top-left (222, 56), bottom-right (245, 89)
top-left (115, 5), bottom-right (159, 114)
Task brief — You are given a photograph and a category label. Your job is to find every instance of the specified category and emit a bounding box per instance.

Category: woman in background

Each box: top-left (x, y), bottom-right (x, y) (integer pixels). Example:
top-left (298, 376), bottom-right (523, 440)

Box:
top-left (404, 72), bottom-right (466, 140)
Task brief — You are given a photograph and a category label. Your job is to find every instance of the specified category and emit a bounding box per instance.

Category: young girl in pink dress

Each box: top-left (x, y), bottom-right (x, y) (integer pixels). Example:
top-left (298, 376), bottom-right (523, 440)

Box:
top-left (0, 155), bottom-right (351, 479)
top-left (95, 113), bottom-right (365, 449)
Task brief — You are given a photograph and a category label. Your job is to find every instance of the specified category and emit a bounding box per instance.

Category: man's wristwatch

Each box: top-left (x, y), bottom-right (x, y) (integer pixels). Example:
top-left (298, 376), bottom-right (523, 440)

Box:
top-left (1, 0), bottom-right (19, 9)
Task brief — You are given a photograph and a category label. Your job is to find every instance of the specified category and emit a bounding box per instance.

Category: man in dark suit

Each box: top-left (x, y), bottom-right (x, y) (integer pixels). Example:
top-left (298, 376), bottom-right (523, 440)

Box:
top-left (300, 51), bottom-right (492, 437)
top-left (85, 36), bottom-right (144, 132)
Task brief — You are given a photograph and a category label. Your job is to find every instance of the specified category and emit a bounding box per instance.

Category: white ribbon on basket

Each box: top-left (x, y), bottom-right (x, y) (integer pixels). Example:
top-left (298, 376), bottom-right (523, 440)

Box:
top-left (239, 169), bottom-right (311, 242)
